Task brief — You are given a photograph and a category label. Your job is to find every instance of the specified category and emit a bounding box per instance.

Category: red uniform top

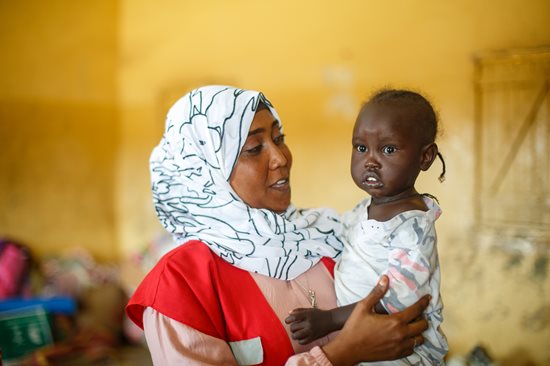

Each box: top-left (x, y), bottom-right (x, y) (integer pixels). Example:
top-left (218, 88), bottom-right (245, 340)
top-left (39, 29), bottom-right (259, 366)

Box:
top-left (127, 240), bottom-right (335, 366)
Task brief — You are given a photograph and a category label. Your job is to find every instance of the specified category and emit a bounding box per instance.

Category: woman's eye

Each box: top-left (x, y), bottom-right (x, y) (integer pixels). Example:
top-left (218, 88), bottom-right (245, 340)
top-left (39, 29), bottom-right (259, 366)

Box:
top-left (273, 134), bottom-right (286, 145)
top-left (245, 145), bottom-right (262, 154)
top-left (382, 145), bottom-right (397, 154)
top-left (355, 145), bottom-right (367, 153)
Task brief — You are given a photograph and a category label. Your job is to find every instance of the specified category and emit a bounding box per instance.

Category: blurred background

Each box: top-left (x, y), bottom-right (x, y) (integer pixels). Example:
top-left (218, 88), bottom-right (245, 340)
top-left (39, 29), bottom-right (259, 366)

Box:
top-left (1, 0), bottom-right (549, 365)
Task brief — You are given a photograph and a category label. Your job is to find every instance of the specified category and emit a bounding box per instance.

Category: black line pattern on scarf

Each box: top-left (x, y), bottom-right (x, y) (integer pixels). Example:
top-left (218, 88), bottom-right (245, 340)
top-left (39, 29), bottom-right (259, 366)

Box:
top-left (150, 86), bottom-right (344, 279)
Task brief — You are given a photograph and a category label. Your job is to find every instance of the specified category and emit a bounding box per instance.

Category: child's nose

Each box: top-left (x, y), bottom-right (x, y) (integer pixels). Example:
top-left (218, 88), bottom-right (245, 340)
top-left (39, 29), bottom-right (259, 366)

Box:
top-left (364, 155), bottom-right (380, 169)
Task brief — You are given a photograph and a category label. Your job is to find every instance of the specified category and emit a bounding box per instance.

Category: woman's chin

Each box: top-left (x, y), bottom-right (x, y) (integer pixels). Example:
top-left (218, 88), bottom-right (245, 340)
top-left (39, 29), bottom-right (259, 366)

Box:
top-left (270, 197), bottom-right (291, 214)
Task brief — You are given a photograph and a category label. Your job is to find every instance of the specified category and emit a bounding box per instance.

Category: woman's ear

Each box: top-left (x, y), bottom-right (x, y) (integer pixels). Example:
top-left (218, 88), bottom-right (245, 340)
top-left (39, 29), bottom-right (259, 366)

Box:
top-left (420, 143), bottom-right (438, 171)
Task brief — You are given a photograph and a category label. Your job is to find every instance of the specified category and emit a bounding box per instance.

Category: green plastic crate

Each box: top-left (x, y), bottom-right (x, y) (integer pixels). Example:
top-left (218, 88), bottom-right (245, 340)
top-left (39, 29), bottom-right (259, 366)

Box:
top-left (0, 305), bottom-right (54, 362)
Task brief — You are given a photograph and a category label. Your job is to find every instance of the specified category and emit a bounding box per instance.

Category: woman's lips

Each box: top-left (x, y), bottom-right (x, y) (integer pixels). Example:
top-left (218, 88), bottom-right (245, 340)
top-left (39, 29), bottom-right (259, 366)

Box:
top-left (270, 178), bottom-right (290, 191)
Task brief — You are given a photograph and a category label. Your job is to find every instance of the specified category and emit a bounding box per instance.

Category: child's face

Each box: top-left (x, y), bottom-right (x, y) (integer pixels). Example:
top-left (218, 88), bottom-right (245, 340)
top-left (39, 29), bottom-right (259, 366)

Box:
top-left (351, 102), bottom-right (430, 199)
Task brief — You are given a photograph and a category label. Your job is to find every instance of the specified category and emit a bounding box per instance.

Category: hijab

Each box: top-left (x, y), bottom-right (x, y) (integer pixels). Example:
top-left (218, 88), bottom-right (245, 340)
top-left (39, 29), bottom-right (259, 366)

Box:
top-left (150, 85), bottom-right (343, 280)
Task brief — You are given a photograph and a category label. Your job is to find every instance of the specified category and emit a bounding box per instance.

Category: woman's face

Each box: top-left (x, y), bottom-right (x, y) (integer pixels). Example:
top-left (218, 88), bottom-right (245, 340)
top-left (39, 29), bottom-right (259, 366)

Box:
top-left (229, 107), bottom-right (293, 213)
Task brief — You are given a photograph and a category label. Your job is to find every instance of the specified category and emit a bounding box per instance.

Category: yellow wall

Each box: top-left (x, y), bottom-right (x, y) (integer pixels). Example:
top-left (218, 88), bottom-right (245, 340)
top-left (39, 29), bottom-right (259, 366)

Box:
top-left (0, 1), bottom-right (119, 261)
top-left (1, 0), bottom-right (550, 363)
top-left (116, 1), bottom-right (550, 363)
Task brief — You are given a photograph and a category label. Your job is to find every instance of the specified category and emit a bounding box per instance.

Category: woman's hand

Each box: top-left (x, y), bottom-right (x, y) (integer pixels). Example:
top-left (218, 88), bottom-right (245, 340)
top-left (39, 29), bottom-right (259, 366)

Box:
top-left (322, 275), bottom-right (430, 366)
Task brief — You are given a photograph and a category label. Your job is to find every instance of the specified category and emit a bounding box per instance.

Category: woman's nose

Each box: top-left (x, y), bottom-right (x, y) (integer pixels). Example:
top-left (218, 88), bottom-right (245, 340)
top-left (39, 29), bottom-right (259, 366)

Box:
top-left (269, 145), bottom-right (288, 170)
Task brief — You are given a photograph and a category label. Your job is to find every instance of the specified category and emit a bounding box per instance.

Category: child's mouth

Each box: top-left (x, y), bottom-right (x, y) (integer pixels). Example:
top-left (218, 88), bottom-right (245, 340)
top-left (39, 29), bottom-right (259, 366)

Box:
top-left (362, 174), bottom-right (383, 188)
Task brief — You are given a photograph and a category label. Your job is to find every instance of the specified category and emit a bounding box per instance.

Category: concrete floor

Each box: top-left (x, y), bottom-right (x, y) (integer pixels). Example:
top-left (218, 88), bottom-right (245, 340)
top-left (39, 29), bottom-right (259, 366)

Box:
top-left (111, 345), bottom-right (153, 366)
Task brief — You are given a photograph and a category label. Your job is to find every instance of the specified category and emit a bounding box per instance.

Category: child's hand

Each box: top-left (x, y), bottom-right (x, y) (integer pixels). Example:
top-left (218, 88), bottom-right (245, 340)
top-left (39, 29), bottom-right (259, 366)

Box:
top-left (284, 308), bottom-right (335, 345)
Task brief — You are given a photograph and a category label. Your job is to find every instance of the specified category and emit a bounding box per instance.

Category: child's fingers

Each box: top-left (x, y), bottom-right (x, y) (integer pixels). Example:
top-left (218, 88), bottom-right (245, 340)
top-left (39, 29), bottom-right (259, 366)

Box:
top-left (291, 328), bottom-right (310, 341)
top-left (285, 309), bottom-right (308, 323)
top-left (289, 307), bottom-right (308, 315)
top-left (285, 312), bottom-right (304, 324)
top-left (289, 321), bottom-right (305, 332)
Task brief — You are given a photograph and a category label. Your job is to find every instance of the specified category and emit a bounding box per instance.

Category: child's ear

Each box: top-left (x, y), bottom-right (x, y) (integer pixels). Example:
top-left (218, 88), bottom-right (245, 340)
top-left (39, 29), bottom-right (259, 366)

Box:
top-left (420, 143), bottom-right (438, 171)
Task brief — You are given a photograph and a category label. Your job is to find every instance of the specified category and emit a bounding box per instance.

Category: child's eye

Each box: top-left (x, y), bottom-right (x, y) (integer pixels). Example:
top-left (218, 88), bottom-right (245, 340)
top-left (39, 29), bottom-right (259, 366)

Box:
top-left (355, 145), bottom-right (367, 153)
top-left (382, 145), bottom-right (397, 154)
top-left (273, 134), bottom-right (286, 145)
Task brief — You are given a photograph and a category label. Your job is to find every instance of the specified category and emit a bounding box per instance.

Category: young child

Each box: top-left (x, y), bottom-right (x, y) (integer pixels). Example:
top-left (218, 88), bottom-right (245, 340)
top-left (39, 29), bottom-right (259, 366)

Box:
top-left (285, 89), bottom-right (448, 365)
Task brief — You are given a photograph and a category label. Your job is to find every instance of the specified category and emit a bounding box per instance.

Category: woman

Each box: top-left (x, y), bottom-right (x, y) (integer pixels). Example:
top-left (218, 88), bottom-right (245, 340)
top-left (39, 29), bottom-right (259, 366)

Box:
top-left (126, 85), bottom-right (430, 365)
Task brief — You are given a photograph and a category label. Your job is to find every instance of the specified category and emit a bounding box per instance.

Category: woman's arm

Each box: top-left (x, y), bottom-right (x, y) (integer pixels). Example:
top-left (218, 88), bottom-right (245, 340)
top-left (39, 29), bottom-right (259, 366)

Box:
top-left (142, 307), bottom-right (238, 365)
top-left (143, 276), bottom-right (428, 366)
top-left (143, 307), bottom-right (342, 366)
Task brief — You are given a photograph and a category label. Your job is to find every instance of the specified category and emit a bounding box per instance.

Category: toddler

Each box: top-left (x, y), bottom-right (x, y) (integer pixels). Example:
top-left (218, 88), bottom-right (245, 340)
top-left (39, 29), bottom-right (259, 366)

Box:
top-left (286, 89), bottom-right (448, 365)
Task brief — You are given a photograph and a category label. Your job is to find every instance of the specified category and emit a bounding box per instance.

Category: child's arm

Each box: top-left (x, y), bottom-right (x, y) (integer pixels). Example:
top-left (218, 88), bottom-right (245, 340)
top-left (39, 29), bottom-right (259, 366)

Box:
top-left (284, 304), bottom-right (355, 345)
top-left (284, 302), bottom-right (388, 345)
top-left (382, 216), bottom-right (436, 312)
top-left (381, 213), bottom-right (448, 364)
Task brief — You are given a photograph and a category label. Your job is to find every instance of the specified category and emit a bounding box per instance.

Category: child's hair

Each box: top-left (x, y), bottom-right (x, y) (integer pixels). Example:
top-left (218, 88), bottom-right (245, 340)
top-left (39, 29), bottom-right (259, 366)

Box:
top-left (365, 89), bottom-right (446, 182)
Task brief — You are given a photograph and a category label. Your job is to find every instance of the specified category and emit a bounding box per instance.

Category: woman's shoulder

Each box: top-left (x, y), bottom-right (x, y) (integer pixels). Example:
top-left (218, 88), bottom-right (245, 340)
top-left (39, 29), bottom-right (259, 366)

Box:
top-left (145, 239), bottom-right (234, 292)
top-left (126, 240), bottom-right (242, 335)
top-left (159, 239), bottom-right (219, 267)
top-left (133, 240), bottom-right (219, 286)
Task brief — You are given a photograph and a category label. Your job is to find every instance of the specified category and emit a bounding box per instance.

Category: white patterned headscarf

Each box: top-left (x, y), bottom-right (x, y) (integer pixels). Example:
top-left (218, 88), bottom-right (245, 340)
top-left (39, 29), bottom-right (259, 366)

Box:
top-left (150, 85), bottom-right (343, 279)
